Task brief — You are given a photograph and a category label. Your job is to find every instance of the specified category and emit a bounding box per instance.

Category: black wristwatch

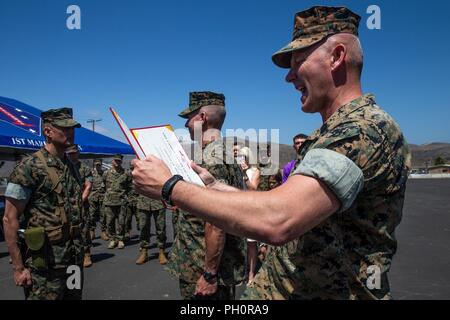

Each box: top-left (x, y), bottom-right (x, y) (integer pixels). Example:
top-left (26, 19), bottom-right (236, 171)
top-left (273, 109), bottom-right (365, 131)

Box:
top-left (161, 175), bottom-right (184, 206)
top-left (203, 271), bottom-right (218, 283)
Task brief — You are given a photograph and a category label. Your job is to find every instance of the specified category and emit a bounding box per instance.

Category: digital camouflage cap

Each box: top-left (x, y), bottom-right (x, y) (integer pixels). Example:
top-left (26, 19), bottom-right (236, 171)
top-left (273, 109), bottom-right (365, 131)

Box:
top-left (272, 6), bottom-right (361, 68)
top-left (41, 107), bottom-right (81, 128)
top-left (178, 91), bottom-right (225, 119)
top-left (113, 154), bottom-right (123, 161)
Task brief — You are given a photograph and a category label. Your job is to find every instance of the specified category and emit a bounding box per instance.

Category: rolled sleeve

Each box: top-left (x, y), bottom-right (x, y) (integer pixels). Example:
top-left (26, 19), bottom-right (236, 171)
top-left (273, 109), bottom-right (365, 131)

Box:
top-left (291, 148), bottom-right (364, 212)
top-left (5, 183), bottom-right (32, 202)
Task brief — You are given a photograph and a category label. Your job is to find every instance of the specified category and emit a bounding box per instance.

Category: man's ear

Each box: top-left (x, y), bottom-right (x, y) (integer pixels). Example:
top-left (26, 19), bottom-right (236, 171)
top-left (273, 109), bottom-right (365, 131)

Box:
top-left (200, 112), bottom-right (208, 128)
top-left (43, 124), bottom-right (53, 140)
top-left (330, 43), bottom-right (347, 72)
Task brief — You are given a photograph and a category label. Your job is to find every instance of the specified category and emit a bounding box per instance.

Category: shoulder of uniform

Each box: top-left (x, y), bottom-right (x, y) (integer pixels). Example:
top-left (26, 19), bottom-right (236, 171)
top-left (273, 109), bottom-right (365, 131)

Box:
top-left (16, 152), bottom-right (43, 169)
top-left (203, 139), bottom-right (231, 164)
top-left (323, 120), bottom-right (363, 140)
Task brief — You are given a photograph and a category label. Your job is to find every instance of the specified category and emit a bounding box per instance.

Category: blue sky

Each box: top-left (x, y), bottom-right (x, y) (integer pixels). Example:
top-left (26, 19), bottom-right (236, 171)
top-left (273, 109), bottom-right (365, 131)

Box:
top-left (0, 0), bottom-right (448, 145)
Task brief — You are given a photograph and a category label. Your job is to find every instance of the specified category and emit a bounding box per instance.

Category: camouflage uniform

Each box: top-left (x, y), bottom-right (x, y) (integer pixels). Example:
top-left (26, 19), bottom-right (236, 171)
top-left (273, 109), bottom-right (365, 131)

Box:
top-left (8, 147), bottom-right (84, 300)
top-left (103, 167), bottom-right (130, 242)
top-left (88, 166), bottom-right (105, 233)
top-left (136, 195), bottom-right (166, 249)
top-left (126, 171), bottom-right (139, 233)
top-left (166, 139), bottom-right (247, 300)
top-left (257, 173), bottom-right (271, 191)
top-left (170, 207), bottom-right (179, 240)
top-left (73, 161), bottom-right (93, 251)
top-left (242, 94), bottom-right (411, 300)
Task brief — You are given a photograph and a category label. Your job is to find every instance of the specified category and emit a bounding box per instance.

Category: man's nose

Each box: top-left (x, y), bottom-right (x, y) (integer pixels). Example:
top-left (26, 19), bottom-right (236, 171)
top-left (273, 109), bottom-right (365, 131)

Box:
top-left (285, 68), bottom-right (296, 83)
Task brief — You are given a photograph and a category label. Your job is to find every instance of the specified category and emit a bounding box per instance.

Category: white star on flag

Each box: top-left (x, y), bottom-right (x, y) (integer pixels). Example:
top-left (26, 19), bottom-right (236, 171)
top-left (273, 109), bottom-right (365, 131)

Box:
top-left (29, 129), bottom-right (36, 133)
top-left (21, 115), bottom-right (29, 120)
top-left (15, 108), bottom-right (22, 112)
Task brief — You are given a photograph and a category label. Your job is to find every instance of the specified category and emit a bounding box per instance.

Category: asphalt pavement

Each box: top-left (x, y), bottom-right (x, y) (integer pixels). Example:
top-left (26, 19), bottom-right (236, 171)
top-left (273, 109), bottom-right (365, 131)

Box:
top-left (1, 179), bottom-right (449, 300)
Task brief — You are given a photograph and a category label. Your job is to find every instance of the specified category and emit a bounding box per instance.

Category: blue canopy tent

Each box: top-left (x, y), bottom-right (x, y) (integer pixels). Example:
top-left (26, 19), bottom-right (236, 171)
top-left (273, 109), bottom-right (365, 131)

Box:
top-left (0, 96), bottom-right (133, 161)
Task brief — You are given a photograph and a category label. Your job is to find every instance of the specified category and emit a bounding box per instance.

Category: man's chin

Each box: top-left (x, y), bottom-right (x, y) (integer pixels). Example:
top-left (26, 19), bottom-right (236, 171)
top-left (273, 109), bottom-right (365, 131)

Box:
top-left (301, 103), bottom-right (314, 113)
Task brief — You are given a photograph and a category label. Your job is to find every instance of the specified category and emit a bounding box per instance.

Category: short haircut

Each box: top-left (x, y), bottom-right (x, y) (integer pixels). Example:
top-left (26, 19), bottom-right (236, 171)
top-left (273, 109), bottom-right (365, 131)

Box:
top-left (200, 105), bottom-right (226, 130)
top-left (293, 133), bottom-right (308, 142)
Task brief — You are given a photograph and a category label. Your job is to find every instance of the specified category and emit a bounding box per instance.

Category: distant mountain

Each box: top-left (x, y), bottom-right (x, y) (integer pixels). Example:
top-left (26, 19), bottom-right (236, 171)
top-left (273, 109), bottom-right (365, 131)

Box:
top-left (1, 141), bottom-right (449, 179)
top-left (125, 141), bottom-right (450, 170)
top-left (409, 143), bottom-right (450, 168)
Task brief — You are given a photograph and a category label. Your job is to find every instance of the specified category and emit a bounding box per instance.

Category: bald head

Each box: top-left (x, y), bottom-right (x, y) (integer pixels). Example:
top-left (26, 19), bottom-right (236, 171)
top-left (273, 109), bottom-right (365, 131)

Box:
top-left (199, 104), bottom-right (227, 130)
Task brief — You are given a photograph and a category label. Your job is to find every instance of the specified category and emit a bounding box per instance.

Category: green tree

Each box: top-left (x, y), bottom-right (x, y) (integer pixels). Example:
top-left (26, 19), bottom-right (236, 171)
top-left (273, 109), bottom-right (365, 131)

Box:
top-left (434, 156), bottom-right (446, 166)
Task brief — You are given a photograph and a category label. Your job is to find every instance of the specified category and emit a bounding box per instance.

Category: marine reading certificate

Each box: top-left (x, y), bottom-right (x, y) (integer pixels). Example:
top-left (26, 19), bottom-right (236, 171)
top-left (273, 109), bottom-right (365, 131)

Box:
top-left (110, 107), bottom-right (204, 186)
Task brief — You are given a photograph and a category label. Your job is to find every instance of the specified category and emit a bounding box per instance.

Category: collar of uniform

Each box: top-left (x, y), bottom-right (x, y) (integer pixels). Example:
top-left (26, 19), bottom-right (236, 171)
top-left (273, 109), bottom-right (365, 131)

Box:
top-left (112, 167), bottom-right (124, 174)
top-left (40, 147), bottom-right (65, 169)
top-left (202, 137), bottom-right (223, 150)
top-left (307, 94), bottom-right (376, 141)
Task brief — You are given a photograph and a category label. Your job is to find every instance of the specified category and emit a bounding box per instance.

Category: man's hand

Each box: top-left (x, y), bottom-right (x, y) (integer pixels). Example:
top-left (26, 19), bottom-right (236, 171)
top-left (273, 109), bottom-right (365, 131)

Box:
top-left (195, 274), bottom-right (218, 297)
top-left (240, 162), bottom-right (249, 171)
top-left (191, 161), bottom-right (217, 187)
top-left (13, 267), bottom-right (32, 287)
top-left (131, 155), bottom-right (172, 199)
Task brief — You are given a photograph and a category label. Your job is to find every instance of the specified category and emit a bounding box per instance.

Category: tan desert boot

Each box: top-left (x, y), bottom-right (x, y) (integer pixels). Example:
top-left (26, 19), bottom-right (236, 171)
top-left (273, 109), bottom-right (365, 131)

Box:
top-left (101, 231), bottom-right (109, 241)
top-left (83, 251), bottom-right (93, 268)
top-left (158, 249), bottom-right (168, 265)
top-left (135, 249), bottom-right (148, 265)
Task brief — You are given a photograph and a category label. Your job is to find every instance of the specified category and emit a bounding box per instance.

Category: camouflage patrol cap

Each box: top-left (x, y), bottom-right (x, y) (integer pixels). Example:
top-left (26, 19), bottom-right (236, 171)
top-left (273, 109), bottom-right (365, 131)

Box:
top-left (113, 154), bottom-right (123, 161)
top-left (94, 159), bottom-right (102, 165)
top-left (41, 107), bottom-right (81, 128)
top-left (178, 91), bottom-right (225, 119)
top-left (66, 144), bottom-right (80, 154)
top-left (272, 6), bottom-right (361, 68)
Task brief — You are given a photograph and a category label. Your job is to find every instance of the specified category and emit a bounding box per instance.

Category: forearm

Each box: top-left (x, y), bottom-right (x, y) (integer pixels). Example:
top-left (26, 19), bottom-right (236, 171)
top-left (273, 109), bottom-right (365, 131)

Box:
top-left (204, 223), bottom-right (226, 273)
top-left (171, 181), bottom-right (279, 244)
top-left (247, 241), bottom-right (258, 278)
top-left (3, 204), bottom-right (24, 270)
top-left (131, 156), bottom-right (341, 245)
top-left (209, 181), bottom-right (239, 192)
top-left (82, 182), bottom-right (92, 203)
top-left (170, 175), bottom-right (339, 245)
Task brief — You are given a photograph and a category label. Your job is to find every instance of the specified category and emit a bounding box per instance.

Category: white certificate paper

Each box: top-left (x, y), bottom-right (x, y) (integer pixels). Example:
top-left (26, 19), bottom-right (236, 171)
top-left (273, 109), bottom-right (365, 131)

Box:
top-left (110, 107), bottom-right (204, 186)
